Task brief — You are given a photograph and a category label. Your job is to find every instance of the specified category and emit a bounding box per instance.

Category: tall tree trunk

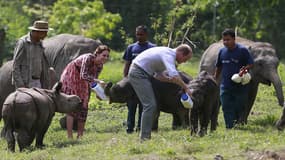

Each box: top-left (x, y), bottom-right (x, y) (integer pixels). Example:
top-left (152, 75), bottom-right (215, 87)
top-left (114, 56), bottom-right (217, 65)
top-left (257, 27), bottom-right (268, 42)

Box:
top-left (0, 28), bottom-right (5, 66)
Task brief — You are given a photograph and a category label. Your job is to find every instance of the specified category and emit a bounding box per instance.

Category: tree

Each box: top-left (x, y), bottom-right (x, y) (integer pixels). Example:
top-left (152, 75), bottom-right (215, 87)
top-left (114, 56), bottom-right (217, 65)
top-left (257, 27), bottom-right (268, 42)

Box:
top-left (49, 0), bottom-right (121, 46)
top-left (0, 0), bottom-right (31, 62)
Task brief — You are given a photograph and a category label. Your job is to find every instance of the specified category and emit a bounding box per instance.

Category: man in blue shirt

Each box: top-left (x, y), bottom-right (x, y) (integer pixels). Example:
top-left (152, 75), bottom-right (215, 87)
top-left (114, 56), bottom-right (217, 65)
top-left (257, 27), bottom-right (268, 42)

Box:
top-left (214, 28), bottom-right (254, 129)
top-left (123, 25), bottom-right (156, 134)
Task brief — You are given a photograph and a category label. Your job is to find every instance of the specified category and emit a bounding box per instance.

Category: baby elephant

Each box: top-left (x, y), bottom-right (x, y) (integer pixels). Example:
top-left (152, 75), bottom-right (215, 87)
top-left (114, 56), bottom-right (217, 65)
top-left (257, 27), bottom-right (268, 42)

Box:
top-left (189, 71), bottom-right (219, 137)
top-left (1, 82), bottom-right (82, 152)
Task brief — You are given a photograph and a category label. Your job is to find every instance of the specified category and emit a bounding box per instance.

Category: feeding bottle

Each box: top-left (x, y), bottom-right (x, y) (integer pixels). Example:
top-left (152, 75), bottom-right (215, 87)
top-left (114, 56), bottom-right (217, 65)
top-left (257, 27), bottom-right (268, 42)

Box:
top-left (90, 82), bottom-right (108, 100)
top-left (180, 93), bottom-right (193, 109)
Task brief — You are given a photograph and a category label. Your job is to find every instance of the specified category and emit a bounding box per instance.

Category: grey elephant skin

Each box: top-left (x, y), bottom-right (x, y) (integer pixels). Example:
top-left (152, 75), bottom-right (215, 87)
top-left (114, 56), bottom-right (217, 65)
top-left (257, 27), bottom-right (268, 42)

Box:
top-left (1, 82), bottom-right (82, 152)
top-left (188, 71), bottom-right (219, 137)
top-left (105, 72), bottom-right (192, 130)
top-left (199, 37), bottom-right (284, 124)
top-left (43, 34), bottom-right (101, 80)
top-left (0, 34), bottom-right (101, 119)
top-left (276, 104), bottom-right (285, 130)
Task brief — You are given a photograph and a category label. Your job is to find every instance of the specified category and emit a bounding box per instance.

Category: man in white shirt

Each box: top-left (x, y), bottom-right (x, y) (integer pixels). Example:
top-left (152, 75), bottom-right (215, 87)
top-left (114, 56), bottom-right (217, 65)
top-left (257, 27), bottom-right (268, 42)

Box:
top-left (128, 44), bottom-right (193, 141)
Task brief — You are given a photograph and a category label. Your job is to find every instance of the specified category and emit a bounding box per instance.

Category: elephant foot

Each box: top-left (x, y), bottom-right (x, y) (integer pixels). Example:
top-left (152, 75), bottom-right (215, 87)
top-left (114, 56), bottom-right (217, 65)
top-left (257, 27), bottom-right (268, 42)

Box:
top-left (237, 119), bottom-right (247, 125)
top-left (198, 128), bottom-right (207, 137)
top-left (151, 128), bottom-right (158, 132)
top-left (276, 120), bottom-right (285, 131)
top-left (190, 128), bottom-right (197, 136)
top-left (7, 142), bottom-right (15, 152)
top-left (36, 143), bottom-right (46, 149)
top-left (172, 125), bottom-right (179, 130)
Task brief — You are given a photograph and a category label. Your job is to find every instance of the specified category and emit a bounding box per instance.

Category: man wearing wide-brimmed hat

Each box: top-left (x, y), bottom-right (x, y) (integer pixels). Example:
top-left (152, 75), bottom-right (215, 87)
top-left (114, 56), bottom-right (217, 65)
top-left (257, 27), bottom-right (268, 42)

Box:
top-left (12, 20), bottom-right (52, 89)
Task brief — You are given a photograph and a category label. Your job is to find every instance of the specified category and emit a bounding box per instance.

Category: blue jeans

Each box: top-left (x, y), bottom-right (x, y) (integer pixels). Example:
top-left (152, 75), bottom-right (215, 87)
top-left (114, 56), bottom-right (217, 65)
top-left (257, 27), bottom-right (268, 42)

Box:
top-left (126, 99), bottom-right (143, 133)
top-left (220, 87), bottom-right (248, 128)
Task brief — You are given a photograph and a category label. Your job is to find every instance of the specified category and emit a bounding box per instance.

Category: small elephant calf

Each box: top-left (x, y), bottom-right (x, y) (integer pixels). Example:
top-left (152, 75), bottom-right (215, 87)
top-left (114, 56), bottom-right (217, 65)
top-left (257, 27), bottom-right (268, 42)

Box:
top-left (1, 82), bottom-right (82, 152)
top-left (189, 71), bottom-right (219, 136)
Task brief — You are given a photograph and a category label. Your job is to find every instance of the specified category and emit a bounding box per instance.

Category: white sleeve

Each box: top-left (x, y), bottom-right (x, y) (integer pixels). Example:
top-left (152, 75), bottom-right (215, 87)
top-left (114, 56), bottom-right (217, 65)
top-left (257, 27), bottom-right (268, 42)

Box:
top-left (161, 54), bottom-right (179, 77)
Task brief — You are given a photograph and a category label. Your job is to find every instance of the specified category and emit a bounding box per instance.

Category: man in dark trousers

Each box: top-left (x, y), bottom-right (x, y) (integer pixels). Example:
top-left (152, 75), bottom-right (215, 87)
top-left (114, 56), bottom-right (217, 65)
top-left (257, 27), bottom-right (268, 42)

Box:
top-left (123, 25), bottom-right (156, 134)
top-left (214, 28), bottom-right (254, 129)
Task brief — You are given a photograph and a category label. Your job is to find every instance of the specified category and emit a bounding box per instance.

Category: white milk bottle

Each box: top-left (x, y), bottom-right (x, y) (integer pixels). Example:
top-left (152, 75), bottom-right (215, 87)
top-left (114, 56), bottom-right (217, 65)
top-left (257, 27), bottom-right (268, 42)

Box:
top-left (180, 93), bottom-right (193, 109)
top-left (90, 83), bottom-right (108, 100)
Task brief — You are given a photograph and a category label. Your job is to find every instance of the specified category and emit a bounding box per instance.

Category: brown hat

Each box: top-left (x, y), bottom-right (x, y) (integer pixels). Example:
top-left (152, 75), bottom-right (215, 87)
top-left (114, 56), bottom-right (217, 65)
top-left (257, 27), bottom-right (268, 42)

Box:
top-left (28, 20), bottom-right (51, 31)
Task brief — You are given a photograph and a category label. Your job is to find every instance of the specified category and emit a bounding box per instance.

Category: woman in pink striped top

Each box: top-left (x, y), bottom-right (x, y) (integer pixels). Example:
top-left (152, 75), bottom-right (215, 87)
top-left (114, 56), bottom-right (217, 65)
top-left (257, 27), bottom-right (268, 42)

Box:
top-left (60, 45), bottom-right (110, 139)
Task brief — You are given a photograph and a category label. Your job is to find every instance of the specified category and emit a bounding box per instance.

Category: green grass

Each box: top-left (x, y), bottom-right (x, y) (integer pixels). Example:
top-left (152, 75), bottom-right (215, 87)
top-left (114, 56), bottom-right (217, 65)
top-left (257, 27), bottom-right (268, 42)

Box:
top-left (0, 54), bottom-right (285, 159)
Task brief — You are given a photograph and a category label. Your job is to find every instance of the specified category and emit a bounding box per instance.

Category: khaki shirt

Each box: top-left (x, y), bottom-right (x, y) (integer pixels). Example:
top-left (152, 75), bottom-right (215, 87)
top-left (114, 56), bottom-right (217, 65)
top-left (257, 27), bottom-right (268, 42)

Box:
top-left (12, 32), bottom-right (44, 88)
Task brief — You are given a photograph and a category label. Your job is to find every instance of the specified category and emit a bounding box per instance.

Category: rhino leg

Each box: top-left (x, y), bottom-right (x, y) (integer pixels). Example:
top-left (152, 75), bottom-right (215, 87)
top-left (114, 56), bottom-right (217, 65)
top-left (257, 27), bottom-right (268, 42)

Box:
top-left (3, 128), bottom-right (15, 152)
top-left (35, 121), bottom-right (52, 148)
top-left (1, 107), bottom-right (16, 152)
top-left (7, 134), bottom-right (15, 152)
top-left (16, 130), bottom-right (35, 152)
top-left (35, 134), bottom-right (45, 148)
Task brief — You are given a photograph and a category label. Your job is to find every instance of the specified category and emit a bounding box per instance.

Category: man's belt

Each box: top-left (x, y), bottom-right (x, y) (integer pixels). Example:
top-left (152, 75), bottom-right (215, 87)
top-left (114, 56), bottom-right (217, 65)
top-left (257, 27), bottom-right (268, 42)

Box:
top-left (32, 76), bottom-right (40, 80)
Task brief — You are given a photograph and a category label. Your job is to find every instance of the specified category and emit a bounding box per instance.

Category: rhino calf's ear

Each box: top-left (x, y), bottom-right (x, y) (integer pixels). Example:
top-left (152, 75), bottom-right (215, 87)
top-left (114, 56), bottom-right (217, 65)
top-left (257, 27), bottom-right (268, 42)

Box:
top-left (52, 82), bottom-right (63, 93)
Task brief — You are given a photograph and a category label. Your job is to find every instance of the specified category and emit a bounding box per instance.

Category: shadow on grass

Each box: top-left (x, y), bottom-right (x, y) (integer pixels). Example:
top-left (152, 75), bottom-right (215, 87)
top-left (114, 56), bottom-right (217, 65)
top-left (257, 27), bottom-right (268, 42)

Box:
top-left (235, 114), bottom-right (279, 133)
top-left (86, 124), bottom-right (122, 133)
top-left (251, 114), bottom-right (278, 126)
top-left (155, 126), bottom-right (181, 132)
top-left (53, 139), bottom-right (82, 148)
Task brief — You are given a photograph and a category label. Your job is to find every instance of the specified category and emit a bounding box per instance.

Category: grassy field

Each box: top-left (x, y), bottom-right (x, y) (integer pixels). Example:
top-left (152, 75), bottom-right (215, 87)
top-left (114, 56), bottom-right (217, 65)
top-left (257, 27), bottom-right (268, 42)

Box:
top-left (0, 52), bottom-right (285, 160)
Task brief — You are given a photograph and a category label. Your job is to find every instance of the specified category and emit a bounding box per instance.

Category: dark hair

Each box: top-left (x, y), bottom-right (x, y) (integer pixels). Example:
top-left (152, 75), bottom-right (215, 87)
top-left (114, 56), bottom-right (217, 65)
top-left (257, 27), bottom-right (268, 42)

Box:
top-left (94, 45), bottom-right (110, 55)
top-left (136, 25), bottom-right (148, 33)
top-left (222, 28), bottom-right (235, 38)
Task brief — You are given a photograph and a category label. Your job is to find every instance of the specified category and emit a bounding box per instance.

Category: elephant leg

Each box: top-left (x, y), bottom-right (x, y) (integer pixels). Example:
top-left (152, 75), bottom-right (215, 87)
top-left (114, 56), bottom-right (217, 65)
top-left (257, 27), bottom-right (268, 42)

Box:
top-left (172, 114), bottom-right (181, 130)
top-left (152, 111), bottom-right (159, 131)
top-left (276, 106), bottom-right (285, 130)
top-left (198, 109), bottom-right (210, 137)
top-left (239, 82), bottom-right (258, 124)
top-left (177, 109), bottom-right (188, 129)
top-left (210, 100), bottom-right (220, 131)
top-left (190, 108), bottom-right (198, 136)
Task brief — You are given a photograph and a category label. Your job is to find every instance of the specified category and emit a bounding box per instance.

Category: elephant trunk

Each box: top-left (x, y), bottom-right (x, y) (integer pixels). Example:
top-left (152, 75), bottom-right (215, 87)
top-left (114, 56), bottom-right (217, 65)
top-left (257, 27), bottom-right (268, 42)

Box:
top-left (270, 71), bottom-right (284, 106)
top-left (104, 82), bottom-right (113, 97)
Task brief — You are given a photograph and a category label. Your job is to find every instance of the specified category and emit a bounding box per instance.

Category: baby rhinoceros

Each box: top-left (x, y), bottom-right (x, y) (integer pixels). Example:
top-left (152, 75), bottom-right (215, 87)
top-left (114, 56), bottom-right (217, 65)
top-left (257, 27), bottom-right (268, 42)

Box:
top-left (189, 71), bottom-right (219, 137)
top-left (1, 82), bottom-right (82, 152)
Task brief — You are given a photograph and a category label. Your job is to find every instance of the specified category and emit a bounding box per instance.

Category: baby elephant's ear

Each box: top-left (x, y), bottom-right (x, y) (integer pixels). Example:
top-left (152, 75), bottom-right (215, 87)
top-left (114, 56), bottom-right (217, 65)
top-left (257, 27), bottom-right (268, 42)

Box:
top-left (52, 81), bottom-right (63, 93)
